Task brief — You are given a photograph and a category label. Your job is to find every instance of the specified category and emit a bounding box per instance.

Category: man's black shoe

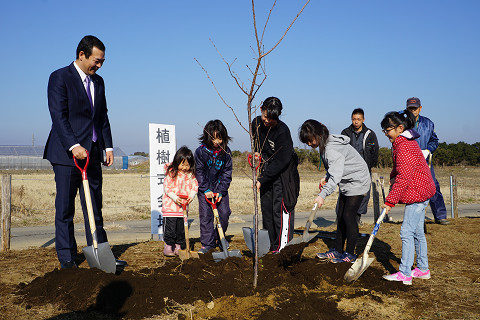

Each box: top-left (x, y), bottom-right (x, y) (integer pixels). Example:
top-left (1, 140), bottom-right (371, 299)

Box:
top-left (60, 261), bottom-right (77, 269)
top-left (115, 259), bottom-right (128, 267)
top-left (435, 219), bottom-right (450, 225)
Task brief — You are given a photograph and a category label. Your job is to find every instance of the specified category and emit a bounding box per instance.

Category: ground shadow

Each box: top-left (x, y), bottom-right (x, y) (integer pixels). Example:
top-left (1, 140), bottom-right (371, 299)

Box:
top-left (45, 280), bottom-right (133, 320)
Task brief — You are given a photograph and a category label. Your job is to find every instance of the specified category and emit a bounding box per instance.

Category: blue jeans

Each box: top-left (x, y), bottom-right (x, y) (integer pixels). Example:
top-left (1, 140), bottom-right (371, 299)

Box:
top-left (399, 200), bottom-right (429, 276)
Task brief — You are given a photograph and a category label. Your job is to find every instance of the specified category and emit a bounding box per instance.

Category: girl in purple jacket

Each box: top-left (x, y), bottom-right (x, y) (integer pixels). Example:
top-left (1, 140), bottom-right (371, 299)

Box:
top-left (194, 120), bottom-right (233, 253)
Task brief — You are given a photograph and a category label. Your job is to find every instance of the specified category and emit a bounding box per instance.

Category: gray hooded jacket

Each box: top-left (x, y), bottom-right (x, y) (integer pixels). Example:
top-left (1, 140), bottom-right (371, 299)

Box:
top-left (318, 134), bottom-right (371, 199)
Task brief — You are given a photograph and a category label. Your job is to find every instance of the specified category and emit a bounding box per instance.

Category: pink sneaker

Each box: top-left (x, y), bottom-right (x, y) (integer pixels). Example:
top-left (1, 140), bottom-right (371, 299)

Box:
top-left (174, 244), bottom-right (182, 256)
top-left (163, 245), bottom-right (175, 257)
top-left (412, 267), bottom-right (431, 279)
top-left (383, 271), bottom-right (412, 285)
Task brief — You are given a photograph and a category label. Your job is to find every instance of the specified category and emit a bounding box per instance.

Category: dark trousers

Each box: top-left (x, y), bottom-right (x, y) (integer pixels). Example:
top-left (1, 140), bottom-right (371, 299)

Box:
top-left (52, 142), bottom-right (107, 263)
top-left (336, 187), bottom-right (371, 216)
top-left (260, 176), bottom-right (295, 251)
top-left (429, 164), bottom-right (447, 220)
top-left (198, 194), bottom-right (231, 249)
top-left (335, 194), bottom-right (364, 255)
top-left (163, 217), bottom-right (185, 248)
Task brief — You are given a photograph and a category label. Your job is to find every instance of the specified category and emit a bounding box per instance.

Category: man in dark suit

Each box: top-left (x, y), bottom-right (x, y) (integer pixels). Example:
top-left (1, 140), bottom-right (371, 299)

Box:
top-left (44, 35), bottom-right (126, 269)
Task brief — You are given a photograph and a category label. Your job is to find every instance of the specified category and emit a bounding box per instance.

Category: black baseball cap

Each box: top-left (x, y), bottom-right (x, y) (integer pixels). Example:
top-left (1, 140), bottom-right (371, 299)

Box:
top-left (406, 97), bottom-right (421, 108)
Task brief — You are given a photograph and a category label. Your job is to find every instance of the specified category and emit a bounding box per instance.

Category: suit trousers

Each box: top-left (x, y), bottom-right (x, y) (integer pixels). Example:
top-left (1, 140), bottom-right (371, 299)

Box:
top-left (52, 142), bottom-right (107, 263)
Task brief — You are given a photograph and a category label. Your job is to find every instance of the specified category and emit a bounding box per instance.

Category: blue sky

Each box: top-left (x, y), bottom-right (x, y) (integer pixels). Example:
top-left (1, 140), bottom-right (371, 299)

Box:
top-left (1, 1), bottom-right (479, 155)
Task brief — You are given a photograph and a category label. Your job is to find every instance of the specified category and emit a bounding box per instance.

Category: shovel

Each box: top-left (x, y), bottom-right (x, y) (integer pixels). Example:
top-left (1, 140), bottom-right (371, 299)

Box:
top-left (243, 154), bottom-right (270, 257)
top-left (74, 153), bottom-right (116, 274)
top-left (344, 208), bottom-right (387, 283)
top-left (177, 195), bottom-right (199, 260)
top-left (205, 194), bottom-right (242, 262)
top-left (285, 203), bottom-right (319, 247)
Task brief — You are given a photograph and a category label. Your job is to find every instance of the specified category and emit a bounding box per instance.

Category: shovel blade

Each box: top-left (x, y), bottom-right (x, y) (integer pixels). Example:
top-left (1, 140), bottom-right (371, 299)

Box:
top-left (212, 249), bottom-right (242, 262)
top-left (178, 250), bottom-right (199, 261)
top-left (242, 227), bottom-right (271, 257)
top-left (344, 255), bottom-right (375, 282)
top-left (286, 231), bottom-right (319, 247)
top-left (82, 241), bottom-right (116, 274)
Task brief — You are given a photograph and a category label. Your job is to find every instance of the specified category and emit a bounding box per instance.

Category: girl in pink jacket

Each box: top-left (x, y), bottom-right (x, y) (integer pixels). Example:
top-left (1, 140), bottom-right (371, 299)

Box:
top-left (381, 110), bottom-right (435, 285)
top-left (162, 146), bottom-right (198, 256)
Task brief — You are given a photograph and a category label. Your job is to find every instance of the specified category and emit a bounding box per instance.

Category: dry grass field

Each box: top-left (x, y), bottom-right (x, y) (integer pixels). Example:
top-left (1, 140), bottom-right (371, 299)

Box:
top-left (2, 164), bottom-right (479, 227)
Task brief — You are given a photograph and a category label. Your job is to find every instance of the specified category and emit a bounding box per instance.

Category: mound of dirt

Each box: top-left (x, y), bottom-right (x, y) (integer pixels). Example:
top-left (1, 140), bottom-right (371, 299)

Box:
top-left (15, 243), bottom-right (402, 320)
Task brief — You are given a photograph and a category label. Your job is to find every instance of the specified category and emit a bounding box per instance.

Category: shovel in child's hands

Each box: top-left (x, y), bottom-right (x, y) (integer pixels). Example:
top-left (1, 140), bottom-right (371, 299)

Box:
top-left (344, 208), bottom-right (387, 283)
top-left (74, 153), bottom-right (116, 274)
top-left (205, 194), bottom-right (242, 261)
top-left (177, 195), bottom-right (199, 260)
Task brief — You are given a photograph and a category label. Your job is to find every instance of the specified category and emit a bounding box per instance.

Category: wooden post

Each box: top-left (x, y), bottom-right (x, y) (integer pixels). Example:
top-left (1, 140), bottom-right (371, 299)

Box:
top-left (371, 173), bottom-right (380, 222)
top-left (1, 174), bottom-right (12, 251)
top-left (452, 174), bottom-right (458, 218)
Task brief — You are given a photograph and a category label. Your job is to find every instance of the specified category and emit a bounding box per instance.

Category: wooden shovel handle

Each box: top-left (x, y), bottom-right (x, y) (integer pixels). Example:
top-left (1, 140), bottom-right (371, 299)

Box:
top-left (74, 153), bottom-right (98, 249)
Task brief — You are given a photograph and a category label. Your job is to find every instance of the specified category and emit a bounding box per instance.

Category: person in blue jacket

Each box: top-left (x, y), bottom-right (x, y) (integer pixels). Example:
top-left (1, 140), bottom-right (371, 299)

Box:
top-left (195, 120), bottom-right (233, 253)
top-left (406, 97), bottom-right (449, 225)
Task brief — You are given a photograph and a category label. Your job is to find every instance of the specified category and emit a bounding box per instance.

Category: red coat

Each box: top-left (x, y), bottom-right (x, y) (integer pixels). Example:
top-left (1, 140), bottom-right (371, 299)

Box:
top-left (385, 131), bottom-right (435, 207)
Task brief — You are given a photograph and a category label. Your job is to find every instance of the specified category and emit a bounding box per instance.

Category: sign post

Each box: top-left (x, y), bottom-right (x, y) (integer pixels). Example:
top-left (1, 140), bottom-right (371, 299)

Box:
top-left (149, 124), bottom-right (176, 240)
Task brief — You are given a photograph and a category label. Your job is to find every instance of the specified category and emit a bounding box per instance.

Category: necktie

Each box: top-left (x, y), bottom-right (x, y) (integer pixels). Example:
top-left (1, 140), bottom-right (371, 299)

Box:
top-left (85, 76), bottom-right (97, 142)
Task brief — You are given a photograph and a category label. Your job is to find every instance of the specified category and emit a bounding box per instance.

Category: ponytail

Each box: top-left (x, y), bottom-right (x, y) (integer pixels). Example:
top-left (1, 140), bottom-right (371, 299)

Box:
top-left (381, 109), bottom-right (416, 130)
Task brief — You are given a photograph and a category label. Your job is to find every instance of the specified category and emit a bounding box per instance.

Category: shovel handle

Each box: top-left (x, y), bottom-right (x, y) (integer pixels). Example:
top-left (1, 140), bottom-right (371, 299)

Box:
top-left (73, 151), bottom-right (90, 181)
top-left (178, 194), bottom-right (188, 211)
top-left (362, 208), bottom-right (387, 256)
top-left (204, 193), bottom-right (219, 209)
top-left (205, 193), bottom-right (227, 244)
top-left (74, 152), bottom-right (98, 249)
top-left (247, 154), bottom-right (261, 171)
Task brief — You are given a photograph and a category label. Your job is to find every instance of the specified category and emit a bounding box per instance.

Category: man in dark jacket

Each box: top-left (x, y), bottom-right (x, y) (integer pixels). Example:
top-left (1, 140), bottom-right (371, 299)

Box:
top-left (340, 108), bottom-right (379, 224)
top-left (253, 97), bottom-right (300, 253)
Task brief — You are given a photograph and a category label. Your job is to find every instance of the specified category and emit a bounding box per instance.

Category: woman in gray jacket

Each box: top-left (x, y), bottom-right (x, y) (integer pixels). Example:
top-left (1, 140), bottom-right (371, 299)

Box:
top-left (299, 119), bottom-right (371, 263)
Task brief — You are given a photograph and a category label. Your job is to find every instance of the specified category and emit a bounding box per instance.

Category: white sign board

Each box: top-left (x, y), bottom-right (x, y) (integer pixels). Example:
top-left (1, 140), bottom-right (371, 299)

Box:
top-left (149, 123), bottom-right (176, 240)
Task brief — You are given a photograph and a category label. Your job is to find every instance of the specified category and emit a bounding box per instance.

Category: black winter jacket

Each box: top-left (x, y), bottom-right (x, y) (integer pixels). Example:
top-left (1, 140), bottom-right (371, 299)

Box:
top-left (341, 124), bottom-right (379, 171)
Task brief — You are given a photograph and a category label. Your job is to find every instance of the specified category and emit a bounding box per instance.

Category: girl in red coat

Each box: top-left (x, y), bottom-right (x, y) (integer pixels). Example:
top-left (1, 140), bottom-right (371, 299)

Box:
top-left (381, 110), bottom-right (436, 285)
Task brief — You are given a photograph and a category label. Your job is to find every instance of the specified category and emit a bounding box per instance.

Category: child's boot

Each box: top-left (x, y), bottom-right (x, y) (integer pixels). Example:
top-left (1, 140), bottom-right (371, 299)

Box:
top-left (174, 244), bottom-right (182, 255)
top-left (163, 244), bottom-right (175, 257)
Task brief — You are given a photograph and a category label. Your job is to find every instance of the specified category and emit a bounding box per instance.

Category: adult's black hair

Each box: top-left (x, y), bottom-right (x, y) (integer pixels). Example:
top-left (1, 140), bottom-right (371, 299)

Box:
top-left (166, 146), bottom-right (195, 179)
top-left (299, 119), bottom-right (330, 153)
top-left (198, 119), bottom-right (232, 151)
top-left (76, 35), bottom-right (105, 59)
top-left (380, 109), bottom-right (416, 131)
top-left (260, 97), bottom-right (282, 121)
top-left (352, 108), bottom-right (364, 117)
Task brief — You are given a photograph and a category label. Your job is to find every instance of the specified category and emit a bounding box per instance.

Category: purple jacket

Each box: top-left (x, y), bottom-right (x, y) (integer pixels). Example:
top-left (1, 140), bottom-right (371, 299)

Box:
top-left (194, 145), bottom-right (233, 196)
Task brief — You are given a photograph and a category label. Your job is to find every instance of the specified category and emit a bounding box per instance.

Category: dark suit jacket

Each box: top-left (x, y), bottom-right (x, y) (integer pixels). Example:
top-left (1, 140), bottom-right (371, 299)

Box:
top-left (44, 63), bottom-right (112, 166)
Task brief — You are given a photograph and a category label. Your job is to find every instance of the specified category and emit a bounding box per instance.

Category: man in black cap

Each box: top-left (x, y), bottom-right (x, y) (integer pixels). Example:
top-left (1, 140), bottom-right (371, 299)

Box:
top-left (406, 97), bottom-right (449, 225)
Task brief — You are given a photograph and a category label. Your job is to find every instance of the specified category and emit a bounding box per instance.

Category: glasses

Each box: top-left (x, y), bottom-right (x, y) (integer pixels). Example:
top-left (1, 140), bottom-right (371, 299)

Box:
top-left (382, 127), bottom-right (396, 134)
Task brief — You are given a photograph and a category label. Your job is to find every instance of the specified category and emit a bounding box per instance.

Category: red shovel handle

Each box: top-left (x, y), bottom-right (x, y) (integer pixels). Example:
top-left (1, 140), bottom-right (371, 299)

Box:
top-left (204, 193), bottom-right (219, 209)
top-left (73, 151), bottom-right (90, 181)
top-left (178, 194), bottom-right (188, 210)
top-left (247, 154), bottom-right (261, 171)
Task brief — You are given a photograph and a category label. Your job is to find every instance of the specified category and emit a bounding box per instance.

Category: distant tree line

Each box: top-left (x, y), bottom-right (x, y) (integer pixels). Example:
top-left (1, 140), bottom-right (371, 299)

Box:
top-left (136, 141), bottom-right (479, 168)
top-left (292, 142), bottom-right (480, 168)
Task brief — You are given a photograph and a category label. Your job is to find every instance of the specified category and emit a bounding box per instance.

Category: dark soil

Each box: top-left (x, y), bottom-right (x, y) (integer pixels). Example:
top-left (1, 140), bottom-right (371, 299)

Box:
top-left (2, 218), bottom-right (480, 319)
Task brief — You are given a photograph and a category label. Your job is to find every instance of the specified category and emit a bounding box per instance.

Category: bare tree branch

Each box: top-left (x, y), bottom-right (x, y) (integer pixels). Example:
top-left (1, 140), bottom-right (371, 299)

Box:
top-left (194, 58), bottom-right (248, 133)
top-left (210, 38), bottom-right (248, 95)
top-left (261, 0), bottom-right (310, 58)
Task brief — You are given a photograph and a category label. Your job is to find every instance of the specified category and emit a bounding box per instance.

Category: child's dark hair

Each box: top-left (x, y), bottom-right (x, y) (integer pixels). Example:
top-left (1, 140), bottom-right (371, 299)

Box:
top-left (299, 119), bottom-right (330, 153)
top-left (166, 146), bottom-right (195, 178)
top-left (261, 97), bottom-right (282, 121)
top-left (198, 119), bottom-right (232, 151)
top-left (381, 109), bottom-right (416, 131)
